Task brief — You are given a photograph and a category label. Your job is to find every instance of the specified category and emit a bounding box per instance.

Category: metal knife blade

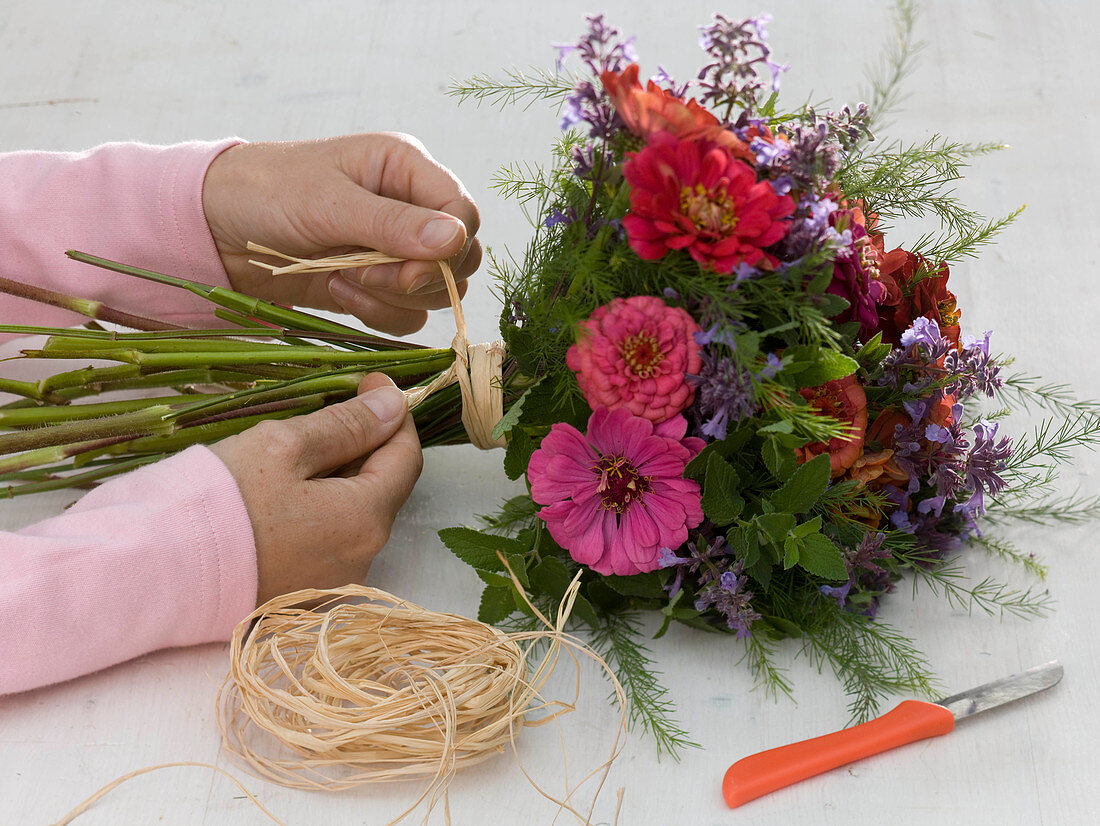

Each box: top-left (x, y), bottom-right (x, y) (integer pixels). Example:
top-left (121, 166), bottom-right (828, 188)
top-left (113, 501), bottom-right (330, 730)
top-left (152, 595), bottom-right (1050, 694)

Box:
top-left (936, 659), bottom-right (1063, 721)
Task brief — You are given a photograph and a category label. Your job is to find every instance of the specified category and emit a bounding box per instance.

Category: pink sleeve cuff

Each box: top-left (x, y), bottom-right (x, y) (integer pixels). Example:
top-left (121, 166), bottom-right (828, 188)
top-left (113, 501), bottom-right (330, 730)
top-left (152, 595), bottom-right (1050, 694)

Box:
top-left (0, 445), bottom-right (258, 694)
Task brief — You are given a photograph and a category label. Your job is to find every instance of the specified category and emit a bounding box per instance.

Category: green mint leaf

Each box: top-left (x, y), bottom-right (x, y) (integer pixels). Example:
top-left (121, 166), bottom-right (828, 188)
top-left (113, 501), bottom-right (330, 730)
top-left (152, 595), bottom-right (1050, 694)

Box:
top-left (491, 378), bottom-right (542, 440)
top-left (756, 512), bottom-right (796, 545)
top-left (701, 453), bottom-right (743, 526)
top-left (790, 515), bottom-right (824, 539)
top-left (770, 453), bottom-right (831, 514)
top-left (604, 571), bottom-right (665, 599)
top-left (783, 536), bottom-right (800, 569)
top-left (796, 350), bottom-right (859, 388)
top-left (503, 427), bottom-right (534, 480)
top-left (798, 533), bottom-right (849, 580)
top-left (478, 586), bottom-right (515, 624)
top-left (438, 527), bottom-right (525, 573)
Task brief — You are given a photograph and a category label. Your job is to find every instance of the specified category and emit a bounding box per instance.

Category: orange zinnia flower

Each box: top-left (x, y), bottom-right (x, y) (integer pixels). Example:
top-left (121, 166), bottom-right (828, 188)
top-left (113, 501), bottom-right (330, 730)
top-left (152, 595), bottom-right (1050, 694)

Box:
top-left (600, 64), bottom-right (755, 162)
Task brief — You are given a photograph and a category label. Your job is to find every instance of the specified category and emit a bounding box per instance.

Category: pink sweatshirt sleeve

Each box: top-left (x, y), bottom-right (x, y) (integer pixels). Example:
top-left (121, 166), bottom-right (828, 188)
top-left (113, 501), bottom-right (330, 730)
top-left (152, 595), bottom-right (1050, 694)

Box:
top-left (0, 446), bottom-right (258, 693)
top-left (0, 141), bottom-right (259, 694)
top-left (0, 139), bottom-right (241, 328)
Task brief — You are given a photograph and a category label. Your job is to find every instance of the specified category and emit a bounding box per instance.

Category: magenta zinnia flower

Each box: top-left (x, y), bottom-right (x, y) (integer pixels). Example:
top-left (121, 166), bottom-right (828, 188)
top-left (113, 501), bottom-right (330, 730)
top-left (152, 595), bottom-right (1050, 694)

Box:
top-left (622, 131), bottom-right (795, 273)
top-left (527, 406), bottom-right (705, 576)
top-left (566, 295), bottom-right (702, 423)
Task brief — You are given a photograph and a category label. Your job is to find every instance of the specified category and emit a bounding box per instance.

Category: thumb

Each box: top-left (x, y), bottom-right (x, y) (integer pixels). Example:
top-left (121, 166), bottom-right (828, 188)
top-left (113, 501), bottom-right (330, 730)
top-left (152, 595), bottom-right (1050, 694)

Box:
top-left (283, 375), bottom-right (409, 477)
top-left (333, 183), bottom-right (468, 262)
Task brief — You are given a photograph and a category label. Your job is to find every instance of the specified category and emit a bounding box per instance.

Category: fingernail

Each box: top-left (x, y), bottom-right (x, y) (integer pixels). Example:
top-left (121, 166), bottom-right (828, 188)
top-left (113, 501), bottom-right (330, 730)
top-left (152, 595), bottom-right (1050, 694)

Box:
top-left (355, 262), bottom-right (400, 288)
top-left (407, 272), bottom-right (438, 294)
top-left (359, 386), bottom-right (406, 422)
top-left (420, 218), bottom-right (461, 251)
top-left (327, 275), bottom-right (359, 306)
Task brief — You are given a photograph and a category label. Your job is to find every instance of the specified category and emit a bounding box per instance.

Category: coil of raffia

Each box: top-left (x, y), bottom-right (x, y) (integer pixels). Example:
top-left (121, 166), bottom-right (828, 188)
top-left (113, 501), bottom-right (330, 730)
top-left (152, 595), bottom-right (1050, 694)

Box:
top-left (218, 585), bottom-right (537, 789)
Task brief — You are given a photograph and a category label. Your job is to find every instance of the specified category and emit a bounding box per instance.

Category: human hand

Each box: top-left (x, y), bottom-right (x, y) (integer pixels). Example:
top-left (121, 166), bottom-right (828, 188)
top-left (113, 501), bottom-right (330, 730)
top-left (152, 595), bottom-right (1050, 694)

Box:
top-left (201, 134), bottom-right (481, 336)
top-left (209, 373), bottom-right (422, 605)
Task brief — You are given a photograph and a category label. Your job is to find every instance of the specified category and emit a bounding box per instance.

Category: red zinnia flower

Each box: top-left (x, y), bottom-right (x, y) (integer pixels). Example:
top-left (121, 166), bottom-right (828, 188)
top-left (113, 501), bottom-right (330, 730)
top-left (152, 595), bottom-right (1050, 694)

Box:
top-left (622, 132), bottom-right (795, 273)
top-left (877, 249), bottom-right (961, 346)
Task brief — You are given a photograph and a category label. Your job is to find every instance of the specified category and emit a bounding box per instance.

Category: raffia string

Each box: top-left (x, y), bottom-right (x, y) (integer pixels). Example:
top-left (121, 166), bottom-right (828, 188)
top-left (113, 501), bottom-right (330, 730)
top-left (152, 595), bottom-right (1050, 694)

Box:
top-left (54, 564), bottom-right (627, 826)
top-left (247, 241), bottom-right (506, 449)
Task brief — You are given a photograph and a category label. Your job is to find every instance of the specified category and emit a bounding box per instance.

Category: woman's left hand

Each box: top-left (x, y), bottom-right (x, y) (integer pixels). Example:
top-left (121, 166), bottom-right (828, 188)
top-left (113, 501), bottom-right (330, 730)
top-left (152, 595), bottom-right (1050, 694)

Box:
top-left (201, 133), bottom-right (481, 336)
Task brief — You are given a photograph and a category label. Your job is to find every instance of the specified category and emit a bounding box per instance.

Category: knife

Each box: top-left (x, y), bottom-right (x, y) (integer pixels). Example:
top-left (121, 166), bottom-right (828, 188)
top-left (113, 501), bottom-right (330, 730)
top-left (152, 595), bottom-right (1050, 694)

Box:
top-left (722, 660), bottom-right (1063, 808)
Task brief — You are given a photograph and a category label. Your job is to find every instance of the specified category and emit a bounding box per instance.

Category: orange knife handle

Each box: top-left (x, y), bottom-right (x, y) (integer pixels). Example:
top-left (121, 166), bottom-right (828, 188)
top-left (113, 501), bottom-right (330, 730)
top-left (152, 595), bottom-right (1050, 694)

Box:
top-left (722, 700), bottom-right (955, 808)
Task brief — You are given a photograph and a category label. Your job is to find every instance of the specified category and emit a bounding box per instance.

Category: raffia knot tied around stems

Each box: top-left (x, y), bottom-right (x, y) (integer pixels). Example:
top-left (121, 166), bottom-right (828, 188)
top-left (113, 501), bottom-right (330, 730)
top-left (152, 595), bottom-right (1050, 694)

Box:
top-left (247, 242), bottom-right (506, 449)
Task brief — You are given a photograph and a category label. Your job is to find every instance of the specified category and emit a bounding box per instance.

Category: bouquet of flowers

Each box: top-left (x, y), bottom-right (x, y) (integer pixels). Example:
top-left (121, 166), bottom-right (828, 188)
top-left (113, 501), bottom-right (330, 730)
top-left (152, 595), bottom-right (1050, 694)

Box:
top-left (437, 6), bottom-right (1099, 750)
top-left (1, 2), bottom-right (1095, 755)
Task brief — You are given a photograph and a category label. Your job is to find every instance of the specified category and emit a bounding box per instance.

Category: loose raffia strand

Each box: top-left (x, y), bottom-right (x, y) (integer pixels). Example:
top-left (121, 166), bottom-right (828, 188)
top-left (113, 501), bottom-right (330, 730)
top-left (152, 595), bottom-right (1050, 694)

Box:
top-left (247, 242), bottom-right (506, 449)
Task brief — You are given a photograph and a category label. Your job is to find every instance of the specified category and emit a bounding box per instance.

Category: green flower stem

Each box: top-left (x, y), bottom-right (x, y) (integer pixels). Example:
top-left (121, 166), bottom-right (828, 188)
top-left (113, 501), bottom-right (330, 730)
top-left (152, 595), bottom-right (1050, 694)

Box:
top-left (0, 274), bottom-right (184, 332)
top-left (169, 374), bottom-right (363, 424)
top-left (22, 343), bottom-right (454, 370)
top-left (66, 250), bottom-right (366, 338)
top-left (211, 310), bottom-right (321, 349)
top-left (0, 394), bottom-right (213, 428)
top-left (0, 378), bottom-right (43, 400)
top-left (86, 406), bottom-right (319, 462)
top-left (0, 434), bottom-right (142, 475)
top-left (0, 405), bottom-right (176, 456)
top-left (37, 335), bottom-right (315, 354)
top-left (1, 455), bottom-right (164, 498)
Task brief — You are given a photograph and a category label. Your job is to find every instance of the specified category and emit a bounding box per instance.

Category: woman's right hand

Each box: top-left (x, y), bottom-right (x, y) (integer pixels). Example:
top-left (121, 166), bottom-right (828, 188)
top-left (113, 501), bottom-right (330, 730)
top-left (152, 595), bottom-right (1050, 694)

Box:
top-left (209, 373), bottom-right (422, 605)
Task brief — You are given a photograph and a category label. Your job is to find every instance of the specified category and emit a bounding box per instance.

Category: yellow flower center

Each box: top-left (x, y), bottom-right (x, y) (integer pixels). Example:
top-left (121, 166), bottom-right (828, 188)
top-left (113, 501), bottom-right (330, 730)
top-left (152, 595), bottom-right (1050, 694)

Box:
top-left (619, 332), bottom-right (664, 378)
top-left (679, 183), bottom-right (739, 237)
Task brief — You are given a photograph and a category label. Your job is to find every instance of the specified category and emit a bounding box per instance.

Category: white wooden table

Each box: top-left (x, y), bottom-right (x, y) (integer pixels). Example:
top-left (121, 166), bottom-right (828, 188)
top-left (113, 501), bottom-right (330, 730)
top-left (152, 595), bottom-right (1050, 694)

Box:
top-left (2, 1), bottom-right (1098, 823)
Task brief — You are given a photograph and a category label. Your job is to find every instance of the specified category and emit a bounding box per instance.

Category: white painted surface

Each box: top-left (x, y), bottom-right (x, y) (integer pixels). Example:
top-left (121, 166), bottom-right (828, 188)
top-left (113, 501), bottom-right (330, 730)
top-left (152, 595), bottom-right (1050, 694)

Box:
top-left (1, 1), bottom-right (1098, 823)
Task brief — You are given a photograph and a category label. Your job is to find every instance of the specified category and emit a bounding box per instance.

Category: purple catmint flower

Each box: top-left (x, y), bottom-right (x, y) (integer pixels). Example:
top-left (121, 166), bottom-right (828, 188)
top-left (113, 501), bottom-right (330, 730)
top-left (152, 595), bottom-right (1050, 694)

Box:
top-left (554, 15), bottom-right (636, 138)
top-left (696, 14), bottom-right (788, 116)
top-left (694, 561), bottom-right (760, 637)
top-left (689, 349), bottom-right (758, 439)
top-left (960, 421), bottom-right (1012, 515)
top-left (942, 332), bottom-right (1003, 398)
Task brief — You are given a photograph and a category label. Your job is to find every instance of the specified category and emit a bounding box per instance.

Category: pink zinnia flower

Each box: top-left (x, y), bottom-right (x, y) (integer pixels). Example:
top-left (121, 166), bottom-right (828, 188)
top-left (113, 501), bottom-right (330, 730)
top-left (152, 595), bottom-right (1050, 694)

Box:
top-left (527, 406), bottom-right (705, 576)
top-left (566, 295), bottom-right (702, 423)
top-left (622, 131), bottom-right (795, 273)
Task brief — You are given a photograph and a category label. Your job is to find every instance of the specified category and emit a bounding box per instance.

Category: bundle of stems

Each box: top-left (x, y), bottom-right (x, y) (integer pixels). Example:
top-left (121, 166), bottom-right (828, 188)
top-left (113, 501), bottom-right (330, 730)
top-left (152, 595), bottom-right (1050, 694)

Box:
top-left (0, 251), bottom-right (480, 497)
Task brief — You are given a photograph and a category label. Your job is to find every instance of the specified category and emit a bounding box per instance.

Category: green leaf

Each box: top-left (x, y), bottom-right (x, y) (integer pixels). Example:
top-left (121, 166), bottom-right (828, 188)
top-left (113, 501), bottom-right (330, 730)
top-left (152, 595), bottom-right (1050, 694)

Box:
top-left (814, 294), bottom-right (851, 319)
top-left (791, 515), bottom-right (823, 539)
top-left (748, 558), bottom-right (773, 590)
top-left (478, 586), bottom-right (515, 624)
top-left (762, 615), bottom-right (803, 638)
top-left (439, 528), bottom-right (530, 592)
top-left (798, 533), bottom-right (849, 580)
top-left (783, 536), bottom-right (800, 569)
top-left (796, 350), bottom-right (859, 388)
top-left (761, 438), bottom-right (797, 481)
top-left (728, 525), bottom-right (761, 569)
top-left (526, 556), bottom-right (599, 627)
top-left (756, 512), bottom-right (796, 545)
top-left (770, 453), bottom-right (831, 514)
top-left (701, 453), bottom-right (744, 526)
top-left (439, 527), bottom-right (525, 571)
top-left (503, 427), bottom-right (534, 480)
top-left (684, 428), bottom-right (752, 481)
top-left (491, 378), bottom-right (542, 440)
top-left (604, 571), bottom-right (665, 599)
top-left (856, 333), bottom-right (891, 370)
